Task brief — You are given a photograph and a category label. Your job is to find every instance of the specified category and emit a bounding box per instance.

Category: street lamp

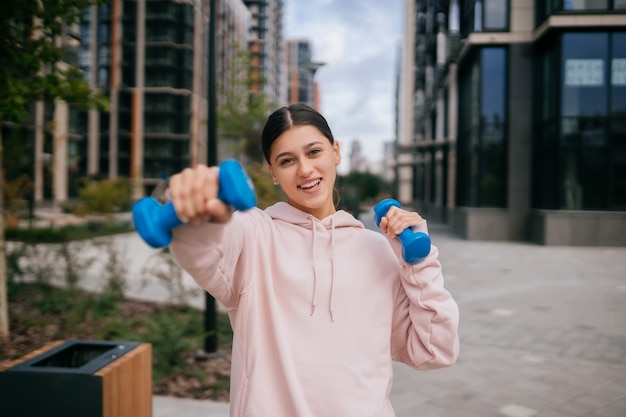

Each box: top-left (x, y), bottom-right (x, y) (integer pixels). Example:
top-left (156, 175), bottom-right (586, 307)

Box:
top-left (204, 0), bottom-right (218, 354)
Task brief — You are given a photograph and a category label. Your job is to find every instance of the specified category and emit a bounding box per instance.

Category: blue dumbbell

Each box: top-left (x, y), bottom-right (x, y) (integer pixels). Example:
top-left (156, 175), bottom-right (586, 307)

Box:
top-left (132, 159), bottom-right (256, 248)
top-left (373, 198), bottom-right (431, 264)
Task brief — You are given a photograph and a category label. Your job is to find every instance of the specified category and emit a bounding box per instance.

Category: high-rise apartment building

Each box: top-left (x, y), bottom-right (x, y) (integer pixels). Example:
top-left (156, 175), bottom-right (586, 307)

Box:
top-left (397, 0), bottom-right (626, 245)
top-left (27, 0), bottom-right (252, 205)
top-left (285, 39), bottom-right (324, 110)
top-left (243, 0), bottom-right (286, 105)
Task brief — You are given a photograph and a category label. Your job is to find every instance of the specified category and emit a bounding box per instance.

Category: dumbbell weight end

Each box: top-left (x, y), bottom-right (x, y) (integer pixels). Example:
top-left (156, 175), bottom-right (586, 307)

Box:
top-left (398, 228), bottom-right (431, 263)
top-left (373, 198), bottom-right (431, 264)
top-left (132, 197), bottom-right (183, 249)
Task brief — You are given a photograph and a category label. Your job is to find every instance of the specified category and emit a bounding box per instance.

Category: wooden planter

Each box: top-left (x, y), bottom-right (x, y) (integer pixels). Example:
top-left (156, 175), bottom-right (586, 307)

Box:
top-left (0, 339), bottom-right (152, 417)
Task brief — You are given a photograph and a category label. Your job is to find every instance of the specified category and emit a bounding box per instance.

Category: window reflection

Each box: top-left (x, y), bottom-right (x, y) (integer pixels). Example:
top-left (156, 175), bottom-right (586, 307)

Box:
top-left (462, 0), bottom-right (509, 35)
top-left (484, 0), bottom-right (508, 30)
top-left (457, 47), bottom-right (507, 208)
top-left (535, 31), bottom-right (626, 210)
top-left (563, 0), bottom-right (608, 10)
top-left (538, 0), bottom-right (625, 22)
top-left (561, 33), bottom-right (608, 117)
top-left (611, 33), bottom-right (626, 117)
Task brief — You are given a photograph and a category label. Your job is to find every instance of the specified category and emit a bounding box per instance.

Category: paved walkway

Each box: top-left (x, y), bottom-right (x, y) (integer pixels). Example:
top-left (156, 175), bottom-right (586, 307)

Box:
top-left (33, 209), bottom-right (626, 416)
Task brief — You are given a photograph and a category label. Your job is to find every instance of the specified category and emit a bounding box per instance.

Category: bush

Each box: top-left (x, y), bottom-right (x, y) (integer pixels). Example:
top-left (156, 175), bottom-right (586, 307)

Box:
top-left (70, 177), bottom-right (132, 215)
top-left (5, 222), bottom-right (133, 243)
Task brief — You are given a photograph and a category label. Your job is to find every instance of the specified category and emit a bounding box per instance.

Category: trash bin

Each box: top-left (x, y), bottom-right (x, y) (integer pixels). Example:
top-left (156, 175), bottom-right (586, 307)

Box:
top-left (0, 339), bottom-right (152, 417)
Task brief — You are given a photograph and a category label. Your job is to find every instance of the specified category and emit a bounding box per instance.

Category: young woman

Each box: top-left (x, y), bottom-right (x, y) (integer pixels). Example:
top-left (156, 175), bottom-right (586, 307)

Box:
top-left (168, 103), bottom-right (459, 417)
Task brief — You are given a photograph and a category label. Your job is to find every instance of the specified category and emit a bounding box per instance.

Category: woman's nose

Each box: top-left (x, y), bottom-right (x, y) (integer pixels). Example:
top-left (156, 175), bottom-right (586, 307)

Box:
top-left (297, 158), bottom-right (313, 176)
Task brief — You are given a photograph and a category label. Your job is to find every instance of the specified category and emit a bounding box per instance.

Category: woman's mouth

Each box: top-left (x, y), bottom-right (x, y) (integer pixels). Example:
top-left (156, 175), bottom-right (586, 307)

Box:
top-left (298, 179), bottom-right (321, 190)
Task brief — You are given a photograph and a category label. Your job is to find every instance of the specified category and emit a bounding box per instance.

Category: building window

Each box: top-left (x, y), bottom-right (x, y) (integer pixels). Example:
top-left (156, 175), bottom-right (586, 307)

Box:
top-left (537, 0), bottom-right (626, 24)
top-left (534, 32), bottom-right (626, 210)
top-left (563, 0), bottom-right (609, 10)
top-left (457, 47), bottom-right (508, 208)
top-left (609, 32), bottom-right (626, 207)
top-left (462, 0), bottom-right (509, 36)
top-left (97, 67), bottom-right (109, 90)
top-left (484, 0), bottom-right (509, 29)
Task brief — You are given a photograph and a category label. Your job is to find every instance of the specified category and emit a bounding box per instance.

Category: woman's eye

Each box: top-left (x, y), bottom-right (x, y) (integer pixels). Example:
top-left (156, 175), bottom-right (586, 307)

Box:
top-left (279, 158), bottom-right (293, 166)
top-left (309, 149), bottom-right (322, 156)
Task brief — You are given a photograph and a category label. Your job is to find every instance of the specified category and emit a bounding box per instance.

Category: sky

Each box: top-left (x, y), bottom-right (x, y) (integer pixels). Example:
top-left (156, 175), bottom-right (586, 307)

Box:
top-left (283, 0), bottom-right (404, 173)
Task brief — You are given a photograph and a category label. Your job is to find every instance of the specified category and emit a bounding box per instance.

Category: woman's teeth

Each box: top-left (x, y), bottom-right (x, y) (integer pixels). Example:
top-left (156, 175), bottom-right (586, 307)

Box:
top-left (300, 179), bottom-right (321, 189)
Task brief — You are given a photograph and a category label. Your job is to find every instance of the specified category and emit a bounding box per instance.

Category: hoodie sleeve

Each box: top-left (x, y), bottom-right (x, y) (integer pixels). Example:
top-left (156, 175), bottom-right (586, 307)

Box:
top-left (388, 221), bottom-right (460, 370)
top-left (169, 214), bottom-right (247, 310)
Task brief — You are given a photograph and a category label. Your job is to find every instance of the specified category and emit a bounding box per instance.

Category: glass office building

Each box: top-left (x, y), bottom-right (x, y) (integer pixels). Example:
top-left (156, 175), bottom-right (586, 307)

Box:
top-left (397, 0), bottom-right (626, 245)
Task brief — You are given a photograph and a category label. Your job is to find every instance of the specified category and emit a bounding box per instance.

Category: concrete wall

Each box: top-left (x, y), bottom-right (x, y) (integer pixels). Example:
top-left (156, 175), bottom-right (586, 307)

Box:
top-left (451, 207), bottom-right (529, 241)
top-left (531, 211), bottom-right (626, 246)
top-left (452, 207), bottom-right (626, 246)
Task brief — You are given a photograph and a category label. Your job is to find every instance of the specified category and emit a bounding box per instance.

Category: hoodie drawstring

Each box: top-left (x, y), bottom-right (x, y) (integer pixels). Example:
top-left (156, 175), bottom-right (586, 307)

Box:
top-left (329, 217), bottom-right (336, 322)
top-left (309, 215), bottom-right (336, 322)
top-left (309, 215), bottom-right (318, 316)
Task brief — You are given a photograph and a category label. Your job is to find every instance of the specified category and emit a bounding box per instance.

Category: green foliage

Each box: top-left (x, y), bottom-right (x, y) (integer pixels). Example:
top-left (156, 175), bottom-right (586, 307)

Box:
top-left (3, 174), bottom-right (33, 216)
top-left (34, 287), bottom-right (77, 315)
top-left (5, 221), bottom-right (133, 242)
top-left (0, 0), bottom-right (109, 122)
top-left (217, 49), bottom-right (275, 162)
top-left (3, 125), bottom-right (33, 179)
top-left (143, 308), bottom-right (203, 379)
top-left (69, 177), bottom-right (132, 215)
top-left (95, 237), bottom-right (128, 303)
top-left (336, 171), bottom-right (391, 215)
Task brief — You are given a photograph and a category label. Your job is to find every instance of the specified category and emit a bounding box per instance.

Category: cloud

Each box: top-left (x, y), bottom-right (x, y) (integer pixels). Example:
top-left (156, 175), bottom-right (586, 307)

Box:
top-left (284, 0), bottom-right (403, 172)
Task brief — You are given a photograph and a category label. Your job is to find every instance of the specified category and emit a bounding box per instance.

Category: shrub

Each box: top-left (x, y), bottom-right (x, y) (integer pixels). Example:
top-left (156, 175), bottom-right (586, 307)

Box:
top-left (71, 177), bottom-right (132, 215)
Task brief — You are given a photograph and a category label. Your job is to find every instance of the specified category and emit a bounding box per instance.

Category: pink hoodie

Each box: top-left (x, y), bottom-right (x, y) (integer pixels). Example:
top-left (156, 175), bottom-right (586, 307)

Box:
top-left (170, 202), bottom-right (459, 417)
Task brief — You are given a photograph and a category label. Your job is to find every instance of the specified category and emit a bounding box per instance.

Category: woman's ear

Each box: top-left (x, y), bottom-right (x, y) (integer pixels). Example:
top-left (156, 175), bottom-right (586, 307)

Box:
top-left (267, 163), bottom-right (278, 185)
top-left (333, 141), bottom-right (341, 165)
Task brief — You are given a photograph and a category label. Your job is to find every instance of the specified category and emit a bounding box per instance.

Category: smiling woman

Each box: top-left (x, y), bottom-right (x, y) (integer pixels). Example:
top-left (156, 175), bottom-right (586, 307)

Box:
top-left (166, 103), bottom-right (459, 417)
top-left (262, 106), bottom-right (341, 219)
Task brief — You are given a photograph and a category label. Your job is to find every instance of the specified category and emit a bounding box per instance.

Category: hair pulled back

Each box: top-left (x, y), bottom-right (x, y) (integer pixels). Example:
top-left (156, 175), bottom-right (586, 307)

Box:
top-left (261, 103), bottom-right (335, 163)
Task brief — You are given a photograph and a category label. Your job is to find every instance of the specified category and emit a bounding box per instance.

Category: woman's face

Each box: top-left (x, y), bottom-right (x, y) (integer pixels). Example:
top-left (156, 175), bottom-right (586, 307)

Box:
top-left (267, 124), bottom-right (341, 219)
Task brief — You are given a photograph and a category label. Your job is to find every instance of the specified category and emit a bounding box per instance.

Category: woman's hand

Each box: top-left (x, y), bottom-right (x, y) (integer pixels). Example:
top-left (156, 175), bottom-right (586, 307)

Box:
top-left (379, 206), bottom-right (425, 238)
top-left (168, 165), bottom-right (233, 224)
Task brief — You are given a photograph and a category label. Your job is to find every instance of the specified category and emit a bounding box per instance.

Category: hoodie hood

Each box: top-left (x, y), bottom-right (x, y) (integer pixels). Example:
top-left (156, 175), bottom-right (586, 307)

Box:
top-left (265, 202), bottom-right (364, 321)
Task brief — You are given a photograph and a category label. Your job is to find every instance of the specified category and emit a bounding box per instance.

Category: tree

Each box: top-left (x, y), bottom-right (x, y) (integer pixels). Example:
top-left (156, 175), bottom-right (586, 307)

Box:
top-left (336, 171), bottom-right (392, 216)
top-left (218, 49), bottom-right (275, 163)
top-left (0, 0), bottom-right (109, 343)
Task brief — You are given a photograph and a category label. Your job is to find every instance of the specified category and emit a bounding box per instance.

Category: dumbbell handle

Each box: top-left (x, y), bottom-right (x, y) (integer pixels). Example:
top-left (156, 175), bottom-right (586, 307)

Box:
top-left (132, 159), bottom-right (256, 249)
top-left (373, 198), bottom-right (431, 264)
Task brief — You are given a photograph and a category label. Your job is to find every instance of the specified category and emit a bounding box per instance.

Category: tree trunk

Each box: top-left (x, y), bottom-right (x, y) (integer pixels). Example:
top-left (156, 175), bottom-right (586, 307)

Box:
top-left (0, 121), bottom-right (9, 343)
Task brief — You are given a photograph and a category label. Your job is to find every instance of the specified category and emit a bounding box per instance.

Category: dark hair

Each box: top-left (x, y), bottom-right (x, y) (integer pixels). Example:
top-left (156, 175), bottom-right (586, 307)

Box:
top-left (261, 103), bottom-right (335, 163)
